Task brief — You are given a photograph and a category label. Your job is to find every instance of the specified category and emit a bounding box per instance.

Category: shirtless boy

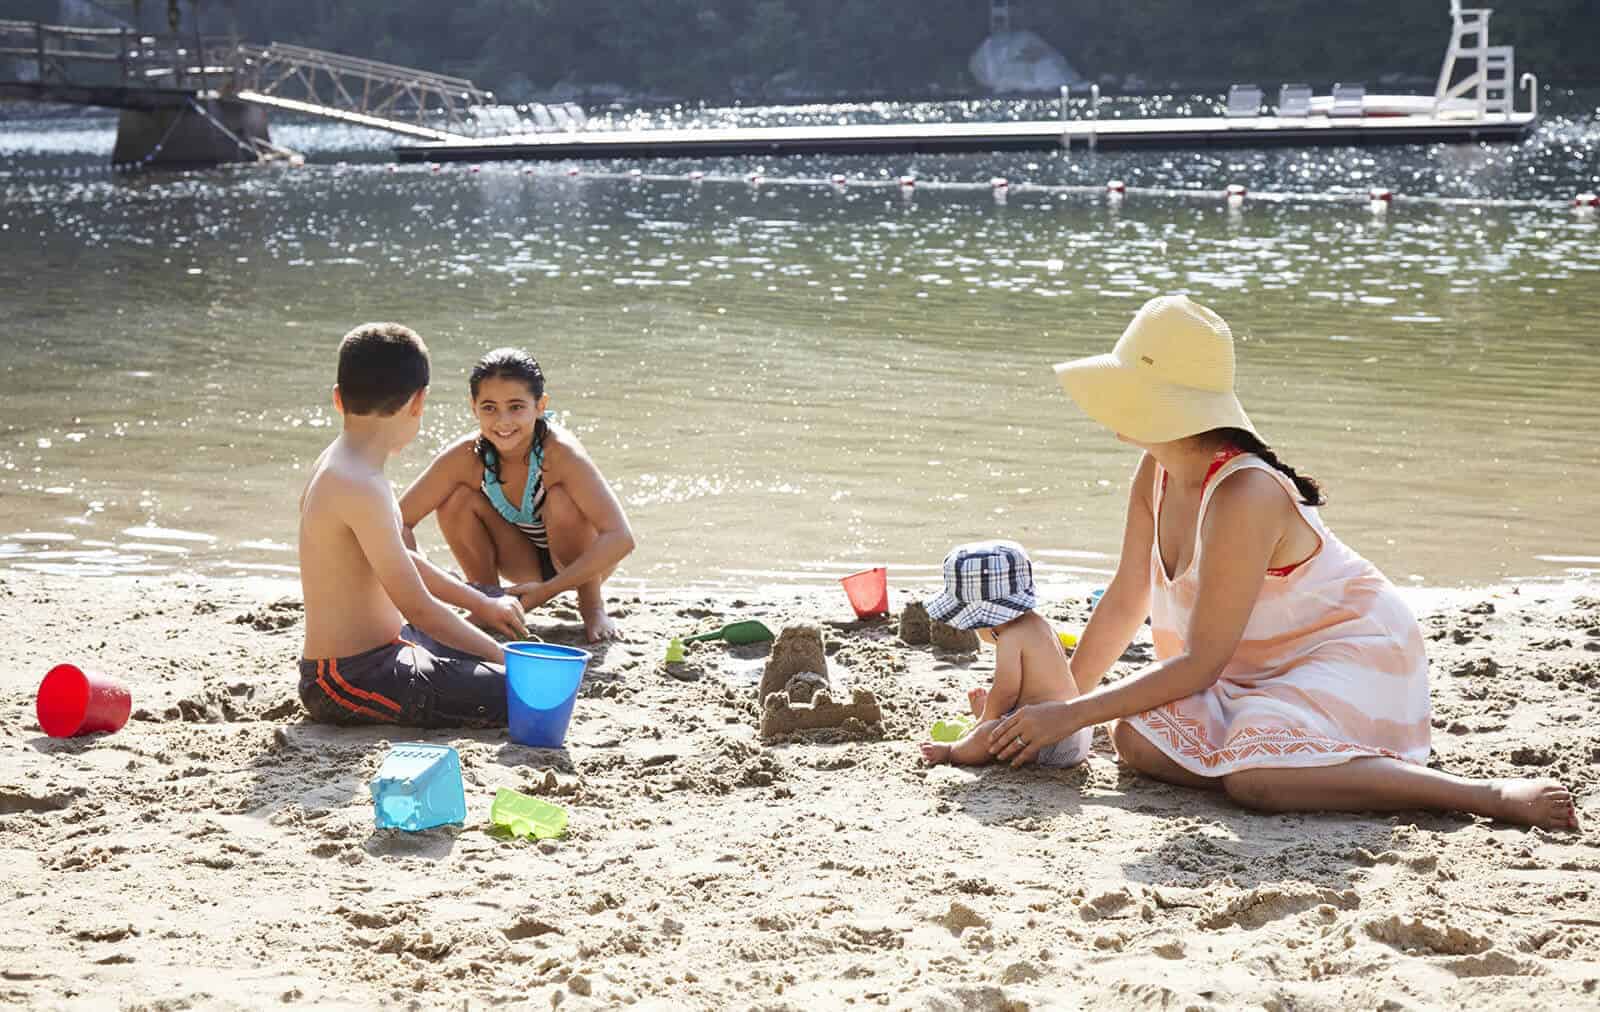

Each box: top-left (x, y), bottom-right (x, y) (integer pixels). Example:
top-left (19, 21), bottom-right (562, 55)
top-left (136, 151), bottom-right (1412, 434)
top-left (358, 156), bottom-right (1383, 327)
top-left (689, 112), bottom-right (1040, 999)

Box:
top-left (297, 323), bottom-right (528, 727)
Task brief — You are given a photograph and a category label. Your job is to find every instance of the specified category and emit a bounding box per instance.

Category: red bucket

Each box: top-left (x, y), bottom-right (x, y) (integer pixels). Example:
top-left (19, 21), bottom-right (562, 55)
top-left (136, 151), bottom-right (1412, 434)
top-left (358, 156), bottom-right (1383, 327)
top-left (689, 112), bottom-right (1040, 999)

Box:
top-left (840, 567), bottom-right (889, 619)
top-left (36, 664), bottom-right (131, 738)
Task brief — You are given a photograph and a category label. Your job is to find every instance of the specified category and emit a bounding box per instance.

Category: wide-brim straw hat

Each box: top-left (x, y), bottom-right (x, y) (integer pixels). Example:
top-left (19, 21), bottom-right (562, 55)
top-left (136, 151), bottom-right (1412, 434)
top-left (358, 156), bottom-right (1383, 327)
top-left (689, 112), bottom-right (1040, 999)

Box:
top-left (1053, 295), bottom-right (1257, 443)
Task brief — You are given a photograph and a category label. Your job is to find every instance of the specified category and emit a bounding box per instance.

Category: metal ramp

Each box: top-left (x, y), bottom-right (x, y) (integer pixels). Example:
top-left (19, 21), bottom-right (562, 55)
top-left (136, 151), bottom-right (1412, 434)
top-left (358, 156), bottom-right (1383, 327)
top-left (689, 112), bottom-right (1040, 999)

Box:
top-left (230, 44), bottom-right (591, 140)
top-left (231, 43), bottom-right (500, 138)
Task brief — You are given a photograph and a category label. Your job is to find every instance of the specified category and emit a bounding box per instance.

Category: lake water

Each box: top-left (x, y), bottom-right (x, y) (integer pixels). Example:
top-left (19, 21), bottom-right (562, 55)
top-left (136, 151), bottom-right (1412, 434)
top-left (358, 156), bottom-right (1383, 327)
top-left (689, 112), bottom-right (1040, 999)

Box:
top-left (2, 94), bottom-right (1597, 593)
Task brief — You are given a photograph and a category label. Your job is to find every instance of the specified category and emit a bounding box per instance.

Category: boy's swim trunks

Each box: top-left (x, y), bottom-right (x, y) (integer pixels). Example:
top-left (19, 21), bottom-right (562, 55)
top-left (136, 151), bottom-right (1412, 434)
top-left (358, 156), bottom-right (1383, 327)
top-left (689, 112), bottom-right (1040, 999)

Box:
top-left (298, 625), bottom-right (506, 727)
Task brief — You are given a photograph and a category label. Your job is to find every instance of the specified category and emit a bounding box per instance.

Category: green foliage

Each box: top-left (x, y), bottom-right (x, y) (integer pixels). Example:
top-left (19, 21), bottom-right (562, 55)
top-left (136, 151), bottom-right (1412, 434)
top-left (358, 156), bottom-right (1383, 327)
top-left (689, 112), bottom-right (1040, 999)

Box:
top-left (200, 0), bottom-right (1596, 98)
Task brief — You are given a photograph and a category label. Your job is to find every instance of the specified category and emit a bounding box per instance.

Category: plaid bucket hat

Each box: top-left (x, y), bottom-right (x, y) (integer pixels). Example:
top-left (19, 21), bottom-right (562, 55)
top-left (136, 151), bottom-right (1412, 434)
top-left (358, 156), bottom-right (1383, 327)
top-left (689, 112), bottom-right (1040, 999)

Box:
top-left (924, 540), bottom-right (1038, 631)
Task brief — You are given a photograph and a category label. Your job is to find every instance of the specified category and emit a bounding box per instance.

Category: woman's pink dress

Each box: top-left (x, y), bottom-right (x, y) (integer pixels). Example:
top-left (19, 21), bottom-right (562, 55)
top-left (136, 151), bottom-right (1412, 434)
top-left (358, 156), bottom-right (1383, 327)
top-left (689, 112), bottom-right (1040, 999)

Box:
top-left (1125, 452), bottom-right (1432, 777)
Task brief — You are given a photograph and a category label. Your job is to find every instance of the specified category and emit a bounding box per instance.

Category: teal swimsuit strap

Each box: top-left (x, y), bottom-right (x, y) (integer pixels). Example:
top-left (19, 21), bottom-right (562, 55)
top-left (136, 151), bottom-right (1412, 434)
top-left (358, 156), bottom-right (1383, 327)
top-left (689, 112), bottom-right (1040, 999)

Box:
top-left (481, 415), bottom-right (552, 526)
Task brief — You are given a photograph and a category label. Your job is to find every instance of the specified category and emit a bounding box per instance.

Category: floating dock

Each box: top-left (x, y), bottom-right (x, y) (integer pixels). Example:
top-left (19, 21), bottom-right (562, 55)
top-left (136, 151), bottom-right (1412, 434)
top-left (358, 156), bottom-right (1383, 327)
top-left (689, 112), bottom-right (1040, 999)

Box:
top-left (393, 112), bottom-right (1537, 164)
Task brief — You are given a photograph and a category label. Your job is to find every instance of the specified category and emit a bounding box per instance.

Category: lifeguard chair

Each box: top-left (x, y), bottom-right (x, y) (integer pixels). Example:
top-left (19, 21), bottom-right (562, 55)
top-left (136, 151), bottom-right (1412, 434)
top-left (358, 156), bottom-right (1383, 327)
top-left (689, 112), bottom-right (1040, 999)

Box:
top-left (1435, 0), bottom-right (1515, 117)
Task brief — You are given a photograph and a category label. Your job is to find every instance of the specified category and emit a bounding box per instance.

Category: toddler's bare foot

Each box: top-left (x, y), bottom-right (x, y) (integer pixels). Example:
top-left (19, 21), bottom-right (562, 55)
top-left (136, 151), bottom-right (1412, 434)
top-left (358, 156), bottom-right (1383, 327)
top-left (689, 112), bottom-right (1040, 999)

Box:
top-left (1489, 779), bottom-right (1579, 830)
top-left (967, 686), bottom-right (988, 718)
top-left (919, 741), bottom-right (952, 765)
top-left (583, 608), bottom-right (623, 643)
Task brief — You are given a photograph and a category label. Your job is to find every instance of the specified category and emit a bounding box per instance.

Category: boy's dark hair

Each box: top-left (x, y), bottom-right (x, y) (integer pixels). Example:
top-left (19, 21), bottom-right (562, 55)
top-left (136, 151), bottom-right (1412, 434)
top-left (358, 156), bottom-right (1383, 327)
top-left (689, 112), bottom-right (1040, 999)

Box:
top-left (336, 323), bottom-right (430, 416)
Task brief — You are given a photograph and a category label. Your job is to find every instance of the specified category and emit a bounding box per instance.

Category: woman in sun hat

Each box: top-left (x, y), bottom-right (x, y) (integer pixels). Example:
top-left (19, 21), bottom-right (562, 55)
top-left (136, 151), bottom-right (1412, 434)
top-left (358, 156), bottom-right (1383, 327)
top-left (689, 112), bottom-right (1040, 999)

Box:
top-left (987, 294), bottom-right (1577, 830)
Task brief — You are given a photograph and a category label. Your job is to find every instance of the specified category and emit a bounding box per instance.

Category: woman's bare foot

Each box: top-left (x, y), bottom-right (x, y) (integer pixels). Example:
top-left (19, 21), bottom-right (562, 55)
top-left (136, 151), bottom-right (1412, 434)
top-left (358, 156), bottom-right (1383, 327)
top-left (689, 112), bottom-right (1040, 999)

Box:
top-left (583, 607), bottom-right (623, 643)
top-left (968, 686), bottom-right (988, 718)
top-left (1488, 779), bottom-right (1580, 830)
top-left (920, 742), bottom-right (952, 765)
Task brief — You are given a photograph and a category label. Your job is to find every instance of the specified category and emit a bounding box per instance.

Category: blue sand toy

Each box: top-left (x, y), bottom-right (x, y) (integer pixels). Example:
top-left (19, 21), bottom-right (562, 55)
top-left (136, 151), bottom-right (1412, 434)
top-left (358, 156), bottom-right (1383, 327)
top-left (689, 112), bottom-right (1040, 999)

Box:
top-left (505, 642), bottom-right (590, 749)
top-left (370, 743), bottom-right (467, 831)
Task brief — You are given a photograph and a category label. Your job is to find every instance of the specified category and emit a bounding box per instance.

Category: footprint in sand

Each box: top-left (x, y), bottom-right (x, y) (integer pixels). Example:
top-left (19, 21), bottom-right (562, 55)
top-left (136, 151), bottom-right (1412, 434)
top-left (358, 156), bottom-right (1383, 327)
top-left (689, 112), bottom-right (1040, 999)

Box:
top-left (1363, 914), bottom-right (1493, 956)
top-left (0, 789), bottom-right (74, 816)
top-left (1202, 885), bottom-right (1358, 931)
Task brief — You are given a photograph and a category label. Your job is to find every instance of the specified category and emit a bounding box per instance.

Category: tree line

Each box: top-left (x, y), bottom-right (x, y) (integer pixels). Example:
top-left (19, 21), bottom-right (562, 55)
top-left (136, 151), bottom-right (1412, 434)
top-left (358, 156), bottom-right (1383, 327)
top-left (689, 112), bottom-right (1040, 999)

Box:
top-left (35, 0), bottom-right (1600, 100)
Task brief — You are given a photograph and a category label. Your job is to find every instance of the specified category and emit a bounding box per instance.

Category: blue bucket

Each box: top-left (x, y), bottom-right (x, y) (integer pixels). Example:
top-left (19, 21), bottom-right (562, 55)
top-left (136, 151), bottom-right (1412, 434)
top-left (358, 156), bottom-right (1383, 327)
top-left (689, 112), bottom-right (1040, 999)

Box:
top-left (505, 642), bottom-right (590, 748)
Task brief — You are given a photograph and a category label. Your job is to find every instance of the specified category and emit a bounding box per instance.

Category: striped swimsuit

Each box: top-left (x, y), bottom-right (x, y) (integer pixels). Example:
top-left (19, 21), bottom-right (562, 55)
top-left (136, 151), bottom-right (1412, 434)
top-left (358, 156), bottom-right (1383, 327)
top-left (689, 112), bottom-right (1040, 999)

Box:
top-left (482, 438), bottom-right (549, 550)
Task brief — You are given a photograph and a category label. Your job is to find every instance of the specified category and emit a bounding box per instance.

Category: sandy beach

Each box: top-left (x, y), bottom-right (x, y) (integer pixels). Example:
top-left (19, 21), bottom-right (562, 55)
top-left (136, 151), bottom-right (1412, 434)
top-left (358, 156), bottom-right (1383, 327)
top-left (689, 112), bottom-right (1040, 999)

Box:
top-left (2, 568), bottom-right (1598, 1010)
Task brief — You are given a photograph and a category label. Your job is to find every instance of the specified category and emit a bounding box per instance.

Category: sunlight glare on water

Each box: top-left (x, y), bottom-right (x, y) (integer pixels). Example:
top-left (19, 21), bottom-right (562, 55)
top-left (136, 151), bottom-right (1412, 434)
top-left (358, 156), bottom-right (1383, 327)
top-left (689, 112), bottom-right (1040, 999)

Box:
top-left (1, 94), bottom-right (1597, 589)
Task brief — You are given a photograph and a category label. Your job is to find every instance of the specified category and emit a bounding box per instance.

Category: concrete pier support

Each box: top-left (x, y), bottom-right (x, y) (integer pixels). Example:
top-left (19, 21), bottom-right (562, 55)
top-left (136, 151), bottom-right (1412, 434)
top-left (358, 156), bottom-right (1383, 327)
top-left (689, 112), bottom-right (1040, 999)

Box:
top-left (111, 98), bottom-right (270, 169)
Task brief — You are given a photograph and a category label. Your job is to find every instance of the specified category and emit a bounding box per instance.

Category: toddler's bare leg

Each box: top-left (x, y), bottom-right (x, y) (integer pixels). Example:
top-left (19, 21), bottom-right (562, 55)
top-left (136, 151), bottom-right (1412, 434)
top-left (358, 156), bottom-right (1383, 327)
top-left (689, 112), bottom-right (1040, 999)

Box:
top-left (948, 719), bottom-right (1001, 765)
top-left (920, 719), bottom-right (1002, 766)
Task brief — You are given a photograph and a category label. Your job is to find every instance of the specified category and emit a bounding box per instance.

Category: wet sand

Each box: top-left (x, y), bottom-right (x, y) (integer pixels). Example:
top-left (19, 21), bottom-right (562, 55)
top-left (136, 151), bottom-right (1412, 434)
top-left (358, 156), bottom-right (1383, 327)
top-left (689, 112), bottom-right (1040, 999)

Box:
top-left (2, 569), bottom-right (1598, 1010)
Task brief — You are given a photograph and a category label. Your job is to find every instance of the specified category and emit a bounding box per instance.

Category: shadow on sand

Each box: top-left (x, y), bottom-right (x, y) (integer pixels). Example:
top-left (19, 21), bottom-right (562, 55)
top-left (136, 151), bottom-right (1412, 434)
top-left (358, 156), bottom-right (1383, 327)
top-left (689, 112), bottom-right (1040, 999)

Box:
top-left (940, 747), bottom-right (1483, 892)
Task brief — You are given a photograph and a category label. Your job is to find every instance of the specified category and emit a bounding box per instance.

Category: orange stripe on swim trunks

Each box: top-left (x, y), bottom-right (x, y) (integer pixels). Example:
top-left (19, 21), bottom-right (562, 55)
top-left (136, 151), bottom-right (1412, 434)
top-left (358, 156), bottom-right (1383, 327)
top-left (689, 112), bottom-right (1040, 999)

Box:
top-left (328, 656), bottom-right (402, 714)
top-left (316, 658), bottom-right (391, 722)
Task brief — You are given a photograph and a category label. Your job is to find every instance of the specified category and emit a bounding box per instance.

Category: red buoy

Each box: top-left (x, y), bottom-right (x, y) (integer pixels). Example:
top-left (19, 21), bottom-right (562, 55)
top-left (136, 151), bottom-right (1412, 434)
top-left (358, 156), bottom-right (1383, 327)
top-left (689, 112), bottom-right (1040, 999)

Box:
top-left (1106, 179), bottom-right (1126, 194)
top-left (990, 176), bottom-right (1009, 189)
top-left (1574, 192), bottom-right (1599, 208)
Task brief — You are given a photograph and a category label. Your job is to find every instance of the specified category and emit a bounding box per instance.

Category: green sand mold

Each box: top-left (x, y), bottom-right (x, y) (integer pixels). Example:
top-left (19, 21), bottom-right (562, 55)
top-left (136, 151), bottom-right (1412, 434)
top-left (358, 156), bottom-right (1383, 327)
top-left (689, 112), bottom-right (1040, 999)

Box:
top-left (683, 620), bottom-right (775, 645)
top-left (930, 716), bottom-right (974, 742)
top-left (490, 788), bottom-right (568, 840)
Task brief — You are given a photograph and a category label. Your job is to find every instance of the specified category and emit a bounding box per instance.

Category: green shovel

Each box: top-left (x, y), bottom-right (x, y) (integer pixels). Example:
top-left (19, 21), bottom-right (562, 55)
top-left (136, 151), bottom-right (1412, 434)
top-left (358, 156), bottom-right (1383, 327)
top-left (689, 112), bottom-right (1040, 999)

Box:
top-left (682, 619), bottom-right (775, 645)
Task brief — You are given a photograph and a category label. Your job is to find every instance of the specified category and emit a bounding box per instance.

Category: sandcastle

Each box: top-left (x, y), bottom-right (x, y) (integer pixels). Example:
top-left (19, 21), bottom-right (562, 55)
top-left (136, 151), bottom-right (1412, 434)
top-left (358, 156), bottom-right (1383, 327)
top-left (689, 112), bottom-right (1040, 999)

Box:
top-left (757, 624), bottom-right (883, 738)
top-left (900, 599), bottom-right (977, 652)
top-left (899, 600), bottom-right (931, 645)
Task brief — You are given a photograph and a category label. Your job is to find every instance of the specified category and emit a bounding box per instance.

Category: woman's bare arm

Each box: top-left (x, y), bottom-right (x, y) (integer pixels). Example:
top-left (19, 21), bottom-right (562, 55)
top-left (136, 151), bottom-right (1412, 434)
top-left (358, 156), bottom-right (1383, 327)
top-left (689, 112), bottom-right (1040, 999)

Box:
top-left (1066, 453), bottom-right (1157, 694)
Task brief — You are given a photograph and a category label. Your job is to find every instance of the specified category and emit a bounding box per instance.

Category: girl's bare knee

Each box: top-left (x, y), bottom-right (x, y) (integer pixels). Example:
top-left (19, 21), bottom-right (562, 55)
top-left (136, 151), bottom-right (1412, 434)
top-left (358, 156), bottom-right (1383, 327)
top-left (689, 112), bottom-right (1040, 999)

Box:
top-left (542, 485), bottom-right (579, 530)
top-left (439, 484), bottom-right (480, 522)
top-left (542, 486), bottom-right (600, 569)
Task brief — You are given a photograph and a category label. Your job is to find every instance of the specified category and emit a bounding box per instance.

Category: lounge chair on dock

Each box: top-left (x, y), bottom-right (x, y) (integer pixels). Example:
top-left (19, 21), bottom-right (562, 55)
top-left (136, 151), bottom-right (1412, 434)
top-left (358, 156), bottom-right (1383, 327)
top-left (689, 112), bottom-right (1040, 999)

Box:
top-left (1277, 83), bottom-right (1312, 118)
top-left (1330, 83), bottom-right (1366, 117)
top-left (559, 102), bottom-right (589, 129)
top-left (1226, 84), bottom-right (1263, 121)
top-left (527, 104), bottom-right (558, 132)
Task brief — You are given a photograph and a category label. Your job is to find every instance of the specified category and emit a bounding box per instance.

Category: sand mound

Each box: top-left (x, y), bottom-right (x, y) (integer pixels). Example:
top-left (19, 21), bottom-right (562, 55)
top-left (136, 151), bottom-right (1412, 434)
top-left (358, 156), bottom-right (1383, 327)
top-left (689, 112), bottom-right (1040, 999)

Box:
top-left (900, 600), bottom-right (931, 645)
top-left (760, 624), bottom-right (827, 700)
top-left (931, 620), bottom-right (978, 653)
